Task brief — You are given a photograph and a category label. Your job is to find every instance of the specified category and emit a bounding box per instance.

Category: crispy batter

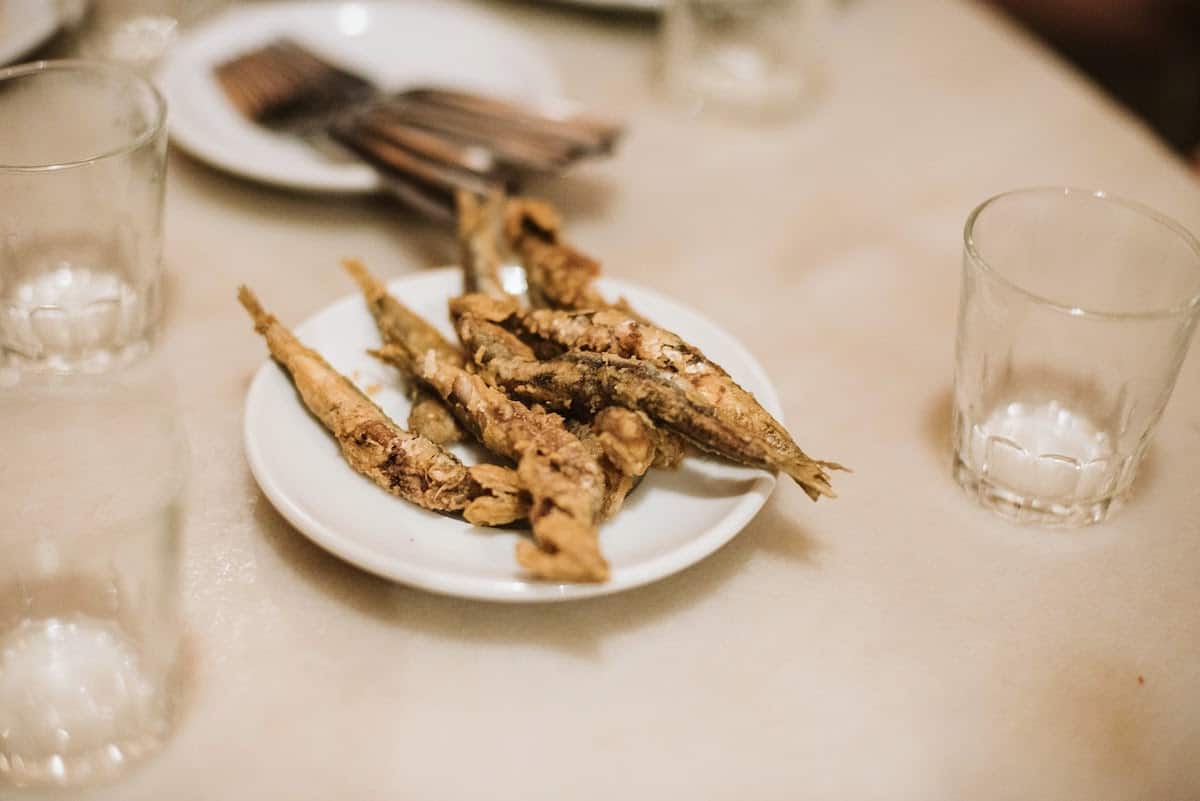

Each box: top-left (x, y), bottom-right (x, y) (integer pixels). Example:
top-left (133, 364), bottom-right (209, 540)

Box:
top-left (238, 287), bottom-right (475, 512)
top-left (408, 395), bottom-right (463, 445)
top-left (589, 406), bottom-right (658, 478)
top-left (590, 402), bottom-right (684, 479)
top-left (564, 407), bottom-right (658, 519)
top-left (516, 307), bottom-right (842, 499)
top-left (343, 258), bottom-right (462, 365)
top-left (569, 425), bottom-right (636, 519)
top-left (468, 462), bottom-right (525, 496)
top-left (464, 463), bottom-right (530, 526)
top-left (503, 197), bottom-right (605, 310)
top-left (343, 259), bottom-right (465, 444)
top-left (456, 190), bottom-right (510, 301)
top-left (452, 297), bottom-right (662, 517)
top-left (650, 422), bottom-right (687, 469)
top-left (503, 196), bottom-right (644, 319)
top-left (451, 291), bottom-right (524, 327)
top-left (376, 343), bottom-right (608, 582)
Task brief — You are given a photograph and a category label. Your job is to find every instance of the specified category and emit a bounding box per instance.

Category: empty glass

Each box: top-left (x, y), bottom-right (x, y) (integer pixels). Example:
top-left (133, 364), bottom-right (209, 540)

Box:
top-left (0, 354), bottom-right (186, 787)
top-left (0, 60), bottom-right (167, 373)
top-left (952, 187), bottom-right (1200, 526)
top-left (660, 0), bottom-right (828, 120)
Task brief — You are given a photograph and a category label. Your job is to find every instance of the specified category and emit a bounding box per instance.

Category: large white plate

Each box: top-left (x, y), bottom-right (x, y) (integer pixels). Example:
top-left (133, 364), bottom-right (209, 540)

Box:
top-left (0, 0), bottom-right (60, 67)
top-left (157, 2), bottom-right (563, 194)
top-left (244, 269), bottom-right (780, 602)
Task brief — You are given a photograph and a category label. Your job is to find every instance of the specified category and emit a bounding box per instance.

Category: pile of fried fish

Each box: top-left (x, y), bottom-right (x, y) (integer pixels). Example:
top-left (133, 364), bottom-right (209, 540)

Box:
top-left (239, 194), bottom-right (842, 582)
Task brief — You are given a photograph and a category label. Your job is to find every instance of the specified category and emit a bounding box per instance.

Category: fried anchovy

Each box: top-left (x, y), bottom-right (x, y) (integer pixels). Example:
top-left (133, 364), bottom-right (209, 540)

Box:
top-left (456, 190), bottom-right (510, 301)
top-left (343, 258), bottom-right (465, 445)
top-left (464, 196), bottom-right (690, 468)
top-left (503, 196), bottom-right (614, 312)
top-left (406, 395), bottom-right (465, 447)
top-left (501, 196), bottom-right (691, 462)
top-left (514, 307), bottom-right (842, 499)
top-left (343, 258), bottom-right (462, 364)
top-left (501, 199), bottom-right (837, 497)
top-left (458, 194), bottom-right (662, 517)
top-left (355, 272), bottom-right (624, 573)
top-left (375, 340), bottom-right (608, 582)
top-left (451, 300), bottom-right (816, 488)
top-left (237, 286), bottom-right (525, 522)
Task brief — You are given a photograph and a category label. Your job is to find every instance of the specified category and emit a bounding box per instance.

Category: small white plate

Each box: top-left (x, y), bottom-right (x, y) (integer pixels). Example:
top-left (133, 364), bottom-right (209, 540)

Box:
top-left (0, 0), bottom-right (60, 67)
top-left (157, 1), bottom-right (563, 194)
top-left (243, 269), bottom-right (780, 602)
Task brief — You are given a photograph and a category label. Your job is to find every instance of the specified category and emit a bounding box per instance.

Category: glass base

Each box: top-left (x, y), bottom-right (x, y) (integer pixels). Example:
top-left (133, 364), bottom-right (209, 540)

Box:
top-left (665, 57), bottom-right (824, 121)
top-left (953, 455), bottom-right (1127, 527)
top-left (0, 265), bottom-right (160, 374)
top-left (2, 338), bottom-right (153, 376)
top-left (0, 616), bottom-right (170, 788)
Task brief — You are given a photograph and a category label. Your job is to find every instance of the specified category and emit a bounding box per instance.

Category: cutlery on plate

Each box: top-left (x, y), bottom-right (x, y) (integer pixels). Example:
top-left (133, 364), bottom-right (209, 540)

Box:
top-left (213, 38), bottom-right (622, 220)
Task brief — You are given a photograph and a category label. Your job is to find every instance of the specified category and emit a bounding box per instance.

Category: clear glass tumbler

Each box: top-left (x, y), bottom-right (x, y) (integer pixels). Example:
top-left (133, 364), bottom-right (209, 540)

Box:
top-left (0, 60), bottom-right (167, 373)
top-left (952, 187), bottom-right (1200, 526)
top-left (661, 0), bottom-right (828, 120)
top-left (0, 355), bottom-right (186, 787)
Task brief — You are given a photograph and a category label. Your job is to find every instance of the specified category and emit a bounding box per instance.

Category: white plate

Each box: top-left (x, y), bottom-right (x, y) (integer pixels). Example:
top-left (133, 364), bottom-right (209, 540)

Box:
top-left (157, 2), bottom-right (563, 194)
top-left (244, 269), bottom-right (780, 602)
top-left (0, 0), bottom-right (60, 67)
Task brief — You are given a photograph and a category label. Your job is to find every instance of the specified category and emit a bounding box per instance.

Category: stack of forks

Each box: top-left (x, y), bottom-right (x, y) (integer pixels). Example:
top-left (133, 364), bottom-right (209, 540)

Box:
top-left (215, 39), bottom-right (622, 219)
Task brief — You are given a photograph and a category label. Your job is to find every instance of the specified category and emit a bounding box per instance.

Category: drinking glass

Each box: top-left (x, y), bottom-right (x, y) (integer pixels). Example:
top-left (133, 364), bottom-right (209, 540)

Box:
top-left (0, 354), bottom-right (186, 787)
top-left (0, 60), bottom-right (167, 373)
top-left (952, 187), bottom-right (1200, 526)
top-left (660, 0), bottom-right (828, 120)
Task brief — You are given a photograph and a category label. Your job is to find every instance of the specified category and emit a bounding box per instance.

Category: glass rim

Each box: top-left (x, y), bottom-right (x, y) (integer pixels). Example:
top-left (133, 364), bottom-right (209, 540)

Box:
top-left (0, 59), bottom-right (167, 173)
top-left (963, 186), bottom-right (1200, 321)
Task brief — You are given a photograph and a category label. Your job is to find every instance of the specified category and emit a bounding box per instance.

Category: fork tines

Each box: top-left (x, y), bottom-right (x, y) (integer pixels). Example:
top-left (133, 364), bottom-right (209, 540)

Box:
top-left (215, 39), bottom-right (374, 125)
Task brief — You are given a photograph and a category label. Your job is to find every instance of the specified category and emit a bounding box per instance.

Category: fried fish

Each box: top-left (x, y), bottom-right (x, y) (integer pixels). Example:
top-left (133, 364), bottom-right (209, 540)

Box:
top-left (342, 258), bottom-right (465, 445)
top-left (376, 340), bottom-right (608, 582)
top-left (238, 286), bottom-right (525, 524)
top-left (514, 306), bottom-right (843, 499)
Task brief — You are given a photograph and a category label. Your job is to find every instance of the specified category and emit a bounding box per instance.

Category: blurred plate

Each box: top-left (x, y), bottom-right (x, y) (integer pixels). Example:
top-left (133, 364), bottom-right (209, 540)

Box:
top-left (157, 1), bottom-right (563, 194)
top-left (0, 0), bottom-right (60, 66)
top-left (535, 0), bottom-right (662, 10)
top-left (243, 268), bottom-right (779, 602)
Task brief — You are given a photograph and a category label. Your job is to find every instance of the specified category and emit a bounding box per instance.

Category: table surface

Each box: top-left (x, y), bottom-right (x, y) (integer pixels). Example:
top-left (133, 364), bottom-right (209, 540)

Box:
top-left (32, 1), bottom-right (1200, 799)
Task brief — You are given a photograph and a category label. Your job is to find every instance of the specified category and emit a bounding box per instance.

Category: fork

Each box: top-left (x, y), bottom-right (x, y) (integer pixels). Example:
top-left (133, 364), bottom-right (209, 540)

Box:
top-left (214, 39), bottom-right (622, 220)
